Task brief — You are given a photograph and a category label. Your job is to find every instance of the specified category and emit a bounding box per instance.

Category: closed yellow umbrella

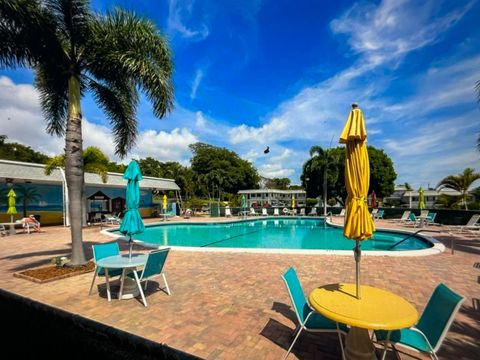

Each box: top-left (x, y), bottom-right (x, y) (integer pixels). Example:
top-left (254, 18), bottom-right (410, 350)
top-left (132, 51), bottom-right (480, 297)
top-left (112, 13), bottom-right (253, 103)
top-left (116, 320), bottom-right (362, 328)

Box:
top-left (7, 189), bottom-right (17, 223)
top-left (339, 104), bottom-right (375, 299)
top-left (418, 187), bottom-right (425, 210)
top-left (291, 194), bottom-right (295, 208)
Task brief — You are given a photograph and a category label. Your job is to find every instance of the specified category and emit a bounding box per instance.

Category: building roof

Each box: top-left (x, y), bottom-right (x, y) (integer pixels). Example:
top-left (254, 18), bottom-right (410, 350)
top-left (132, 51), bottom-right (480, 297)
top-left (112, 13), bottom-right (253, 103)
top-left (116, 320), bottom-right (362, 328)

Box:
top-left (238, 189), bottom-right (305, 194)
top-left (0, 159), bottom-right (180, 190)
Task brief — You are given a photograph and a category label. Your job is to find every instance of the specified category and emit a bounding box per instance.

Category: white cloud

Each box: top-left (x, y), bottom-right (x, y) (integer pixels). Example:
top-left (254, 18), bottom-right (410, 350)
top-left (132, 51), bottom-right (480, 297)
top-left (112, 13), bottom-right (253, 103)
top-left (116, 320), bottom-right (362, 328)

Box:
top-left (190, 69), bottom-right (204, 99)
top-left (0, 76), bottom-right (198, 163)
top-left (131, 128), bottom-right (198, 162)
top-left (227, 0), bottom-right (478, 185)
top-left (258, 163), bottom-right (295, 178)
top-left (167, 0), bottom-right (209, 41)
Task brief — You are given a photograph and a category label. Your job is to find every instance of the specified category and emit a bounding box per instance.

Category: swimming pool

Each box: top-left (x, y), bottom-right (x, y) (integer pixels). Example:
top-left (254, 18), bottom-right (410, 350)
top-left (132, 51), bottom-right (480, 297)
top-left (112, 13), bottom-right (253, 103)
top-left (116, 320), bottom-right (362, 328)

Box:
top-left (109, 218), bottom-right (438, 254)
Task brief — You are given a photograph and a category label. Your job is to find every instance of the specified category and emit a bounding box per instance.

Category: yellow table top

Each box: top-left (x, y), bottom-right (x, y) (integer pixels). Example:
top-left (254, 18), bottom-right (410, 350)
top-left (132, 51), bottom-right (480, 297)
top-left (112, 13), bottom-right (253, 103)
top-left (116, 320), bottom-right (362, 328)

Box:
top-left (308, 283), bottom-right (419, 330)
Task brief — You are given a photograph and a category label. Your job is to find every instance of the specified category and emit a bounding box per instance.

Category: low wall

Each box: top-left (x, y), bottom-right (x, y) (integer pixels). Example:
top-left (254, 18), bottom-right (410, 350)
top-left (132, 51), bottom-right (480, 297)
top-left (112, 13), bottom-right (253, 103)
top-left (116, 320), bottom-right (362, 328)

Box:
top-left (0, 288), bottom-right (200, 360)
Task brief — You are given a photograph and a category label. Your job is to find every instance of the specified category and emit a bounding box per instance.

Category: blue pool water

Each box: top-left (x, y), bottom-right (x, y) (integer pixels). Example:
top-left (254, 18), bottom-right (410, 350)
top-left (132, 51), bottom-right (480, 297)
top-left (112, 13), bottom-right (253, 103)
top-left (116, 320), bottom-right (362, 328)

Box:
top-left (114, 218), bottom-right (432, 251)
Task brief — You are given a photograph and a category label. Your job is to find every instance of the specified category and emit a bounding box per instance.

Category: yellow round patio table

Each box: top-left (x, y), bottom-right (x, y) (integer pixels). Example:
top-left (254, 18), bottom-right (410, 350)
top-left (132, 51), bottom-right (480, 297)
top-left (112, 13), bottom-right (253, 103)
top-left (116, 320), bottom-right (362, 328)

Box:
top-left (309, 283), bottom-right (418, 360)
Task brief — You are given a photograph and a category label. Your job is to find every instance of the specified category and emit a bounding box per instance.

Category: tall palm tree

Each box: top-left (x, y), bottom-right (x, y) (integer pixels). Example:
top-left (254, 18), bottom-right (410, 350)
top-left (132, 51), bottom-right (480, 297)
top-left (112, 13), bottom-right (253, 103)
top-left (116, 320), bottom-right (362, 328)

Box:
top-left (0, 1), bottom-right (174, 265)
top-left (476, 80), bottom-right (480, 151)
top-left (305, 146), bottom-right (339, 215)
top-left (437, 168), bottom-right (480, 210)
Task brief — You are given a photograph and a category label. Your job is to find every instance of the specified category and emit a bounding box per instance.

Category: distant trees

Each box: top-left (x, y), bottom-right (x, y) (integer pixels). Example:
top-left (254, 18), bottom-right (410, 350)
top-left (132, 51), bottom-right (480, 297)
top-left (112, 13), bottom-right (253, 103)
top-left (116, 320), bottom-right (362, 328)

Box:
top-left (189, 143), bottom-right (259, 197)
top-left (265, 178), bottom-right (291, 190)
top-left (301, 145), bottom-right (396, 204)
top-left (0, 141), bottom-right (50, 164)
top-left (437, 168), bottom-right (480, 210)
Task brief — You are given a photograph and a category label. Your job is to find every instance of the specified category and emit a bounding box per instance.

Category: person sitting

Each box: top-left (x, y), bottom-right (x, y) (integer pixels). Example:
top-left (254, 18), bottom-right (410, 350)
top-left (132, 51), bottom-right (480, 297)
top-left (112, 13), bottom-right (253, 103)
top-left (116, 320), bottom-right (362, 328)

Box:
top-left (23, 215), bottom-right (41, 233)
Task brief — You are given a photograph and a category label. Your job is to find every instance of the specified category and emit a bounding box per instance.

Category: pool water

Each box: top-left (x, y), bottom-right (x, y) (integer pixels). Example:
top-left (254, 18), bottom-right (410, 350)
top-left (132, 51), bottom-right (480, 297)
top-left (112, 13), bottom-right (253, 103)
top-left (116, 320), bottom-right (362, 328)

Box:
top-left (115, 218), bottom-right (432, 251)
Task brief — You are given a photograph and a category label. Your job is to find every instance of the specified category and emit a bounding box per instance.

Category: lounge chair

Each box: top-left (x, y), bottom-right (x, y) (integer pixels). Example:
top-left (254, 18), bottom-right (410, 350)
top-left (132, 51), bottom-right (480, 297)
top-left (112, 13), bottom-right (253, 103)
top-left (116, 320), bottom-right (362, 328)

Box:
top-left (225, 207), bottom-right (232, 217)
top-left (89, 243), bottom-right (123, 296)
top-left (375, 283), bottom-right (464, 360)
top-left (273, 208), bottom-right (280, 216)
top-left (299, 208), bottom-right (305, 216)
top-left (281, 267), bottom-right (347, 360)
top-left (22, 216), bottom-right (41, 233)
top-left (103, 213), bottom-right (121, 225)
top-left (333, 209), bottom-right (345, 217)
top-left (425, 212), bottom-right (439, 226)
top-left (308, 207), bottom-right (317, 216)
top-left (0, 225), bottom-right (6, 237)
top-left (373, 209), bottom-right (384, 220)
top-left (249, 207), bottom-right (258, 216)
top-left (448, 214), bottom-right (480, 233)
top-left (390, 211), bottom-right (411, 223)
top-left (261, 208), bottom-right (268, 216)
top-left (125, 248), bottom-right (171, 307)
top-left (371, 208), bottom-right (378, 218)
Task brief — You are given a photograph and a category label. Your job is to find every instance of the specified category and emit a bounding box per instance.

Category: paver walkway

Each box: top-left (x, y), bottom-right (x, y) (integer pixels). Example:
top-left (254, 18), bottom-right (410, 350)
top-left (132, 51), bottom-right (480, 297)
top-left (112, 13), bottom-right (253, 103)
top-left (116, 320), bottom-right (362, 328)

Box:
top-left (0, 217), bottom-right (478, 359)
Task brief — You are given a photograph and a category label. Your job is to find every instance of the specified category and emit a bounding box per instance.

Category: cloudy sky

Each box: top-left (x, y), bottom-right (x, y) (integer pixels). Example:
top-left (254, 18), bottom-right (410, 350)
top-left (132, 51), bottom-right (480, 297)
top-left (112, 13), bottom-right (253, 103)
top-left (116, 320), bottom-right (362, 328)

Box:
top-left (1, 0), bottom-right (480, 188)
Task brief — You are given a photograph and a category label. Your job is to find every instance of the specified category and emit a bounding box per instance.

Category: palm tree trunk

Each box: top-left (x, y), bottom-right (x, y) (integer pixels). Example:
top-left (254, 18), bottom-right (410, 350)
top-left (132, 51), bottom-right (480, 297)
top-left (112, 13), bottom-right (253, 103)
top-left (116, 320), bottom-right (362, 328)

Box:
top-left (65, 75), bottom-right (87, 265)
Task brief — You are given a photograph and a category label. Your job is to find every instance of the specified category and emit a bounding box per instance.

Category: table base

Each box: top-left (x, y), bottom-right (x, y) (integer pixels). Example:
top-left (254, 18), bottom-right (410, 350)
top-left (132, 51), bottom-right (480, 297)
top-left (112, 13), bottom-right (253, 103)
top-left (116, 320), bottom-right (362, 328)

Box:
top-left (119, 277), bottom-right (140, 299)
top-left (345, 327), bottom-right (376, 360)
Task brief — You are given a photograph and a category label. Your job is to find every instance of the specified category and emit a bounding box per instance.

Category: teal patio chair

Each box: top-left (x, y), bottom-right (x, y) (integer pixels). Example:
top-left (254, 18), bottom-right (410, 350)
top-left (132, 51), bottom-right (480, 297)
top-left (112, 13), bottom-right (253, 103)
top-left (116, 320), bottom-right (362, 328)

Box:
top-left (425, 212), bottom-right (438, 226)
top-left (281, 267), bottom-right (347, 360)
top-left (126, 248), bottom-right (171, 307)
top-left (375, 283), bottom-right (464, 360)
top-left (89, 242), bottom-right (123, 296)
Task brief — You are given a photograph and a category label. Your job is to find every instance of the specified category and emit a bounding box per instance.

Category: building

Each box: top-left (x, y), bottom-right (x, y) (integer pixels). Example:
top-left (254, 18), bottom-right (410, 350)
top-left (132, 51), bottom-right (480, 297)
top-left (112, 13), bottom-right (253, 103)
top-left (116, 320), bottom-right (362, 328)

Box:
top-left (238, 189), bottom-right (306, 207)
top-left (0, 159), bottom-right (180, 225)
top-left (383, 185), bottom-right (461, 208)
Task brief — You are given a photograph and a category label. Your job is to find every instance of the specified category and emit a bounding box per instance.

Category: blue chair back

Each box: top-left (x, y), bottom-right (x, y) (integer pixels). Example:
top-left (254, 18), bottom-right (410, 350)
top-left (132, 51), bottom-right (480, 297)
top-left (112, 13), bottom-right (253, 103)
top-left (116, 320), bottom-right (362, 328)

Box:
top-left (92, 242), bottom-right (120, 275)
top-left (282, 267), bottom-right (310, 324)
top-left (427, 213), bottom-right (436, 222)
top-left (417, 283), bottom-right (464, 350)
top-left (409, 213), bottom-right (416, 221)
top-left (141, 248), bottom-right (170, 280)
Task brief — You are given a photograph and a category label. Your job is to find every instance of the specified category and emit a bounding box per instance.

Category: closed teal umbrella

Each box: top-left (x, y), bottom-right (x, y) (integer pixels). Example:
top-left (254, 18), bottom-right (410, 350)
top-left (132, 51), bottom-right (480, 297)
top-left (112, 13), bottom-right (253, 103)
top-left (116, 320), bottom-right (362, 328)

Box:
top-left (120, 160), bottom-right (145, 258)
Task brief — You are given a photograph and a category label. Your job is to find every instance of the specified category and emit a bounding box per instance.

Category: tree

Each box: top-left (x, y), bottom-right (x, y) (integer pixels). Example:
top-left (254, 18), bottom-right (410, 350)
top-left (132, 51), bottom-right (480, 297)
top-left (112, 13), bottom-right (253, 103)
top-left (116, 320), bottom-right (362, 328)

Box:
top-left (0, 141), bottom-right (50, 163)
top-left (14, 185), bottom-right (41, 217)
top-left (0, 1), bottom-right (174, 265)
top-left (189, 143), bottom-right (259, 196)
top-left (301, 146), bottom-right (340, 211)
top-left (265, 178), bottom-right (291, 190)
top-left (0, 135), bottom-right (7, 145)
top-left (45, 146), bottom-right (111, 183)
top-left (476, 80), bottom-right (480, 151)
top-left (437, 168), bottom-right (480, 210)
top-left (301, 145), bottom-right (396, 204)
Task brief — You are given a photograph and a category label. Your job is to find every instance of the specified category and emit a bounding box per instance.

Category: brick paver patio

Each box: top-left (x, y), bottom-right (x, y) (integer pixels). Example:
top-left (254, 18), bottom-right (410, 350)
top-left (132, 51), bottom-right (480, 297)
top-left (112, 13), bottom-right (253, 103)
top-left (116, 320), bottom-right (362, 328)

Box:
top-left (0, 217), bottom-right (478, 359)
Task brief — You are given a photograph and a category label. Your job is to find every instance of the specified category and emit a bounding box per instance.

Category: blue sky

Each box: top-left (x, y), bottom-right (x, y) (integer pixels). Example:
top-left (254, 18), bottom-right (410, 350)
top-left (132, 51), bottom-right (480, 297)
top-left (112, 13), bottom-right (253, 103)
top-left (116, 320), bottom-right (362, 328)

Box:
top-left (1, 0), bottom-right (480, 188)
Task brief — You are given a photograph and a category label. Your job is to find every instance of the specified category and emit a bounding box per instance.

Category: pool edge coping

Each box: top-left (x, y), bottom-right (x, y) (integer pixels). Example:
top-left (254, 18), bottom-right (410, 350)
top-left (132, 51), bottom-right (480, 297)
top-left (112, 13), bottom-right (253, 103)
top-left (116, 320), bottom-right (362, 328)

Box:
top-left (100, 216), bottom-right (445, 257)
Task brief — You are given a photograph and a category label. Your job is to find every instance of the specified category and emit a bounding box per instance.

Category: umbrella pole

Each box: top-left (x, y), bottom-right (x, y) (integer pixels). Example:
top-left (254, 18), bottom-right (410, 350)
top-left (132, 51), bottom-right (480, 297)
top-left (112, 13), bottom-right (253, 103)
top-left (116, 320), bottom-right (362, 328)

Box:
top-left (354, 239), bottom-right (361, 299)
top-left (128, 235), bottom-right (133, 260)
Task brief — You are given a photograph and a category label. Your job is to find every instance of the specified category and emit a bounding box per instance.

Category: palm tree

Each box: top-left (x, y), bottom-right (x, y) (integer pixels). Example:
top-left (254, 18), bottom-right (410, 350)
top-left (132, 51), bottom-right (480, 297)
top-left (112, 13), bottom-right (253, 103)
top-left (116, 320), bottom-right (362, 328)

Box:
top-left (15, 185), bottom-right (42, 217)
top-left (305, 146), bottom-right (339, 215)
top-left (476, 80), bottom-right (480, 151)
top-left (0, 1), bottom-right (174, 265)
top-left (437, 168), bottom-right (480, 210)
top-left (45, 146), bottom-right (110, 183)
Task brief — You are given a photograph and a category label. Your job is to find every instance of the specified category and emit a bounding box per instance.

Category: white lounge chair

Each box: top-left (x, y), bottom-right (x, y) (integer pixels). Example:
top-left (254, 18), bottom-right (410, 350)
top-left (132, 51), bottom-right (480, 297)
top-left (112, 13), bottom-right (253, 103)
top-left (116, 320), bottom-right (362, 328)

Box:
top-left (261, 208), bottom-right (268, 216)
top-left (273, 208), bottom-right (280, 216)
top-left (0, 225), bottom-right (6, 237)
top-left (299, 208), bottom-right (305, 216)
top-left (448, 214), bottom-right (480, 233)
top-left (249, 208), bottom-right (258, 216)
top-left (333, 209), bottom-right (345, 217)
top-left (308, 207), bottom-right (317, 216)
top-left (390, 211), bottom-right (411, 223)
top-left (225, 207), bottom-right (232, 217)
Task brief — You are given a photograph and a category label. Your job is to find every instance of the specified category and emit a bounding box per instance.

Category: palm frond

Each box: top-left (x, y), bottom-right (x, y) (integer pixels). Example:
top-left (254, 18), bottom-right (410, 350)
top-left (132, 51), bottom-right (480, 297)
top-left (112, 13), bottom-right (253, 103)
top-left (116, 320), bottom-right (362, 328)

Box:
top-left (44, 155), bottom-right (66, 175)
top-left (84, 162), bottom-right (108, 183)
top-left (44, 0), bottom-right (92, 61)
top-left (35, 62), bottom-right (69, 136)
top-left (0, 0), bottom-right (65, 68)
top-left (88, 80), bottom-right (138, 157)
top-left (86, 9), bottom-right (174, 118)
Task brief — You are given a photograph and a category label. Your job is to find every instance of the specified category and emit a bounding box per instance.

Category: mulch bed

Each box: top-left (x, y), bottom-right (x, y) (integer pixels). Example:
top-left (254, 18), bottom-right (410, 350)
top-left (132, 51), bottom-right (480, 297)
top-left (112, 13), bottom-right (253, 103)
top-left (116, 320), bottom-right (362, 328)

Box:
top-left (14, 261), bottom-right (95, 283)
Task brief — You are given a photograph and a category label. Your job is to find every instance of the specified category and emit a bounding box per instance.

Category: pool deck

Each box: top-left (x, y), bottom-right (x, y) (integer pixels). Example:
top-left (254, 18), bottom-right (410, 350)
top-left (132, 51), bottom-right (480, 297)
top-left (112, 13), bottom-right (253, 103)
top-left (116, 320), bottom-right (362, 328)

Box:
top-left (0, 216), bottom-right (478, 359)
